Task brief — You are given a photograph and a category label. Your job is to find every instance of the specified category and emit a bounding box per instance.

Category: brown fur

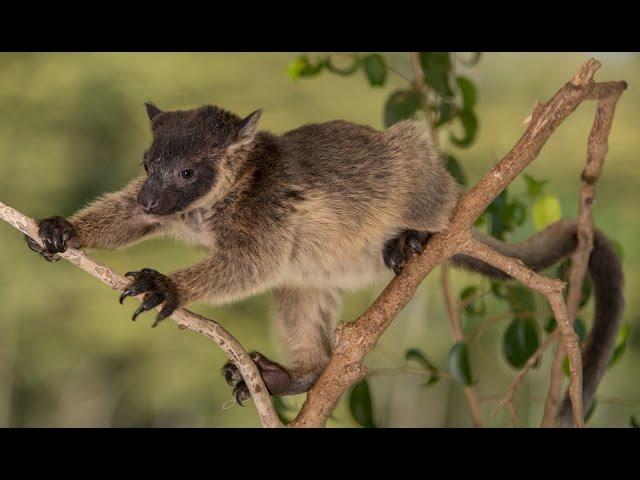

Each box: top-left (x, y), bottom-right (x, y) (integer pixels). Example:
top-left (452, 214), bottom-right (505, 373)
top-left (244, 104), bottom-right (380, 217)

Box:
top-left (37, 104), bottom-right (622, 424)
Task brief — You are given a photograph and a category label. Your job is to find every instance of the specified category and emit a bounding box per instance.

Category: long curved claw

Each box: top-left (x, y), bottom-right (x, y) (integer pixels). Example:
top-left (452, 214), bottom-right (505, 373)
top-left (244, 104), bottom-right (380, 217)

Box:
top-left (119, 290), bottom-right (132, 304)
top-left (405, 230), bottom-right (432, 256)
top-left (52, 236), bottom-right (63, 253)
top-left (233, 383), bottom-right (248, 406)
top-left (152, 302), bottom-right (175, 328)
top-left (119, 268), bottom-right (178, 327)
top-left (222, 361), bottom-right (242, 387)
top-left (41, 251), bottom-right (60, 263)
top-left (131, 304), bottom-right (147, 322)
top-left (407, 238), bottom-right (424, 255)
top-left (151, 308), bottom-right (173, 328)
top-left (25, 236), bottom-right (42, 253)
top-left (119, 287), bottom-right (142, 304)
top-left (224, 367), bottom-right (236, 386)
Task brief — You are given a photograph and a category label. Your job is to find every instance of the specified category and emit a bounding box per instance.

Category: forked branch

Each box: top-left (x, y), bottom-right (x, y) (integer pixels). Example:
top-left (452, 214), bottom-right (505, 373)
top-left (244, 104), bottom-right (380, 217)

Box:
top-left (291, 58), bottom-right (626, 428)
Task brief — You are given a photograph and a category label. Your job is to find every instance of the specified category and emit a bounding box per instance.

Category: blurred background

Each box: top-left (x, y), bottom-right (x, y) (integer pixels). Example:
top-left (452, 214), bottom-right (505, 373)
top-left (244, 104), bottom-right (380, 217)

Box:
top-left (0, 52), bottom-right (638, 427)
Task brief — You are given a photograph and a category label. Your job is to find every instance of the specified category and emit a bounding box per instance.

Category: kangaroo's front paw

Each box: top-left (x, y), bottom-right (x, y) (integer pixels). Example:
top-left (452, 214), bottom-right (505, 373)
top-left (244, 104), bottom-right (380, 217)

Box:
top-left (222, 352), bottom-right (295, 405)
top-left (25, 216), bottom-right (79, 262)
top-left (119, 268), bottom-right (179, 327)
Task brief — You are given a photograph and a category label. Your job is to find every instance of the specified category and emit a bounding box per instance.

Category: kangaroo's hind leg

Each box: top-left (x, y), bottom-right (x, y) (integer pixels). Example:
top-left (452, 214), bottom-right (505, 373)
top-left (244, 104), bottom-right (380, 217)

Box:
top-left (382, 230), bottom-right (433, 275)
top-left (222, 286), bottom-right (342, 403)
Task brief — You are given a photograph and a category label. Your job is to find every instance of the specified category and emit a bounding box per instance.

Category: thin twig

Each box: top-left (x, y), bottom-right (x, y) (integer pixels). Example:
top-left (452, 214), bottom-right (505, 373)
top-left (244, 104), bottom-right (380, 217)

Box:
top-left (465, 310), bottom-right (547, 343)
top-left (456, 286), bottom-right (492, 312)
top-left (541, 75), bottom-right (626, 427)
top-left (0, 201), bottom-right (282, 428)
top-left (388, 65), bottom-right (413, 86)
top-left (492, 330), bottom-right (559, 418)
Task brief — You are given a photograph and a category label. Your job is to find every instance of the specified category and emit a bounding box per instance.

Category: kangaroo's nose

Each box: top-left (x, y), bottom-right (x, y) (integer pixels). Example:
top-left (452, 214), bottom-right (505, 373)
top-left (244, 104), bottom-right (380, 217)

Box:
top-left (141, 199), bottom-right (159, 214)
top-left (138, 187), bottom-right (161, 214)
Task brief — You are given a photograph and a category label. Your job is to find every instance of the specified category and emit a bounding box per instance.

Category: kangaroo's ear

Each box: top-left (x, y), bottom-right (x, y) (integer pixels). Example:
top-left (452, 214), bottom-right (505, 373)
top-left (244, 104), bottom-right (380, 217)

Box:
top-left (145, 102), bottom-right (162, 121)
top-left (238, 109), bottom-right (262, 140)
top-left (225, 109), bottom-right (263, 158)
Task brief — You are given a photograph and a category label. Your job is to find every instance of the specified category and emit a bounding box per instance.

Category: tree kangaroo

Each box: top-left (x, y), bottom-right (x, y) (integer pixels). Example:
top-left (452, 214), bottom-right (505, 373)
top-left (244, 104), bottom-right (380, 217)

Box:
top-left (27, 103), bottom-right (623, 426)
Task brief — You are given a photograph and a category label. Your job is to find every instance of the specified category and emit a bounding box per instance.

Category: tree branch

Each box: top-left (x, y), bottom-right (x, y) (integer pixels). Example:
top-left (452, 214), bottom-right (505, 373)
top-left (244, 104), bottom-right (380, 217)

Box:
top-left (0, 201), bottom-right (282, 428)
top-left (540, 75), bottom-right (626, 427)
top-left (290, 59), bottom-right (625, 428)
top-left (493, 76), bottom-right (625, 424)
top-left (458, 238), bottom-right (584, 427)
top-left (1, 58), bottom-right (627, 429)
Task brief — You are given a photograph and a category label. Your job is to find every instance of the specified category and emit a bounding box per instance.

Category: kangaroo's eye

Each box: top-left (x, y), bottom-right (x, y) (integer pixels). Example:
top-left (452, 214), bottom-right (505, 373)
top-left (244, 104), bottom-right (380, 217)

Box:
top-left (144, 164), bottom-right (149, 173)
top-left (180, 169), bottom-right (194, 179)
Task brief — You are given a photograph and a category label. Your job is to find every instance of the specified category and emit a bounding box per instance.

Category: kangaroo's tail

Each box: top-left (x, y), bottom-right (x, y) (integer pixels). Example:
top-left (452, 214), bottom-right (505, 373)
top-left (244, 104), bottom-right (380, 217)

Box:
top-left (451, 219), bottom-right (624, 427)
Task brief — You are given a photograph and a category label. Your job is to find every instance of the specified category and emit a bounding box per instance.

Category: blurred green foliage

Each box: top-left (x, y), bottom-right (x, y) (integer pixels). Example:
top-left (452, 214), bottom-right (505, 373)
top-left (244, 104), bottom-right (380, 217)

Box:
top-left (0, 53), bottom-right (639, 427)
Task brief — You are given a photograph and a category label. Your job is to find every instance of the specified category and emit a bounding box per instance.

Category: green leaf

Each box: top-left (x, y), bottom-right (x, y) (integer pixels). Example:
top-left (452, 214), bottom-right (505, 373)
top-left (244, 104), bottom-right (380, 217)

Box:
top-left (574, 317), bottom-right (587, 343)
top-left (448, 341), bottom-right (474, 386)
top-left (444, 154), bottom-right (467, 187)
top-left (503, 317), bottom-right (540, 369)
top-left (405, 348), bottom-right (438, 371)
top-left (458, 52), bottom-right (482, 67)
top-left (425, 376), bottom-right (440, 386)
top-left (419, 52), bottom-right (453, 98)
top-left (544, 316), bottom-right (557, 334)
top-left (532, 194), bottom-right (562, 230)
top-left (456, 76), bottom-right (477, 111)
top-left (450, 110), bottom-right (478, 148)
top-left (326, 54), bottom-right (360, 76)
top-left (349, 380), bottom-right (376, 428)
top-left (608, 322), bottom-right (629, 368)
top-left (631, 415), bottom-right (640, 428)
top-left (460, 285), bottom-right (486, 317)
top-left (384, 89), bottom-right (420, 127)
top-left (506, 285), bottom-right (536, 314)
top-left (362, 54), bottom-right (387, 87)
top-left (486, 190), bottom-right (511, 240)
top-left (507, 199), bottom-right (527, 226)
top-left (491, 280), bottom-right (509, 300)
top-left (287, 55), bottom-right (324, 80)
top-left (405, 348), bottom-right (440, 386)
top-left (435, 101), bottom-right (457, 127)
top-left (523, 174), bottom-right (548, 197)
